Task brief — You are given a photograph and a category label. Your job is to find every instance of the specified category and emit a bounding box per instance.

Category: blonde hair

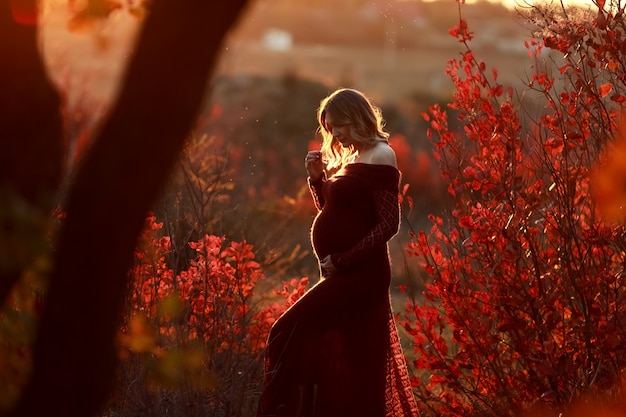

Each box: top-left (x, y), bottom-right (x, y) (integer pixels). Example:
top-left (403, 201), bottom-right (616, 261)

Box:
top-left (317, 88), bottom-right (389, 169)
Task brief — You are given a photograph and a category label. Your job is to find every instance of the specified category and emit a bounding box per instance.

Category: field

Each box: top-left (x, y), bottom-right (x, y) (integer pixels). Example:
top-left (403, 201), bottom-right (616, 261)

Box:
top-left (37, 0), bottom-right (541, 300)
top-left (40, 0), bottom-right (535, 108)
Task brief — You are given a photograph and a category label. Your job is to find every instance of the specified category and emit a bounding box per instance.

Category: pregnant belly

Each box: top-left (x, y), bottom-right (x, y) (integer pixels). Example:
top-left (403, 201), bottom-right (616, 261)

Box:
top-left (311, 208), bottom-right (371, 258)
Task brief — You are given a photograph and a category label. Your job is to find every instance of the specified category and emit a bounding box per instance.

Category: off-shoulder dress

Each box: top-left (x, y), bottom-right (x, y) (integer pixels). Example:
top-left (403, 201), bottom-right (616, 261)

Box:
top-left (257, 163), bottom-right (419, 417)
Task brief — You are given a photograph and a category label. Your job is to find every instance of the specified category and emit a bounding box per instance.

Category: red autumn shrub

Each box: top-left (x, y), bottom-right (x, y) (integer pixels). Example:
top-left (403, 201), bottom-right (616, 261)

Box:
top-left (109, 214), bottom-right (308, 417)
top-left (401, 2), bottom-right (626, 416)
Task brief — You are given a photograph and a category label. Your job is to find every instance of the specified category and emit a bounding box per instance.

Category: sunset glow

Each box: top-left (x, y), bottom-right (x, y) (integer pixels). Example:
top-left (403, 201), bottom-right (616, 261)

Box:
top-left (421, 0), bottom-right (599, 9)
top-left (499, 0), bottom-right (597, 8)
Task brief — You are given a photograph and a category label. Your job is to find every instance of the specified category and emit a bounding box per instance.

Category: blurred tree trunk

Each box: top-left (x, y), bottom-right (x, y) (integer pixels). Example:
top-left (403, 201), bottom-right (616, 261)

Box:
top-left (0, 0), bottom-right (63, 305)
top-left (1, 1), bottom-right (249, 416)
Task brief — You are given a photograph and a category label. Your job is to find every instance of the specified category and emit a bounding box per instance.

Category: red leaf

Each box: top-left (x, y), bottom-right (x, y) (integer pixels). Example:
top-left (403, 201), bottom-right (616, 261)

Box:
top-left (599, 83), bottom-right (613, 97)
top-left (611, 94), bottom-right (626, 103)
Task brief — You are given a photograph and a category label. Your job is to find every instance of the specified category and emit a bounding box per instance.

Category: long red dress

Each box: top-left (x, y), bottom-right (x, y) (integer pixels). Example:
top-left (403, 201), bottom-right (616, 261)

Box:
top-left (257, 163), bottom-right (419, 417)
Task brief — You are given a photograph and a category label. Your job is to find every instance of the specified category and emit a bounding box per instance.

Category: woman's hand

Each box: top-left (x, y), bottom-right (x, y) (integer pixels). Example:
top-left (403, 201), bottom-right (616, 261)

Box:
top-left (321, 255), bottom-right (337, 276)
top-left (305, 150), bottom-right (325, 181)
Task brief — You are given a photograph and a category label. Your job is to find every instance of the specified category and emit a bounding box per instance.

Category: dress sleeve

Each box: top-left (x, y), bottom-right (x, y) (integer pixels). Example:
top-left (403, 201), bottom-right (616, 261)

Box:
top-left (331, 187), bottom-right (400, 270)
top-left (308, 174), bottom-right (326, 210)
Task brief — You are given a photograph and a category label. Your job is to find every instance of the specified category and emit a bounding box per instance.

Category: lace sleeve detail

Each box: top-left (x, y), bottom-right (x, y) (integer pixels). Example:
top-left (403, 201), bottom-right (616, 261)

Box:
top-left (308, 175), bottom-right (326, 210)
top-left (331, 187), bottom-right (400, 270)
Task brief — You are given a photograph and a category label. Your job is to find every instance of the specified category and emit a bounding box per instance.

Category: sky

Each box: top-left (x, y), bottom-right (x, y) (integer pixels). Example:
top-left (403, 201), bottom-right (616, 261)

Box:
top-left (436, 0), bottom-right (598, 9)
top-left (506, 0), bottom-right (596, 7)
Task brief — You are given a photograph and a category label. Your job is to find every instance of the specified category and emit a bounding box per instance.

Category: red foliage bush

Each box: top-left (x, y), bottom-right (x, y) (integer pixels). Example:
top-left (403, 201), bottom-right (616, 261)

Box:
top-left (401, 2), bottom-right (626, 416)
top-left (111, 214), bottom-right (308, 416)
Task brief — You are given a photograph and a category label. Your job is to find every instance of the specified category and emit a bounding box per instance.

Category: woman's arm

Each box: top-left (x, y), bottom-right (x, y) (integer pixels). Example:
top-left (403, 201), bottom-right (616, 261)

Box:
top-left (308, 174), bottom-right (326, 210)
top-left (329, 187), bottom-right (400, 270)
top-left (305, 150), bottom-right (326, 210)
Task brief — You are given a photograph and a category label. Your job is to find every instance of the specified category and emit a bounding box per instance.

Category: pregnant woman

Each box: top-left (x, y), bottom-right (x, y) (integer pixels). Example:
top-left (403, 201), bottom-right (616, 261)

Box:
top-left (256, 88), bottom-right (419, 417)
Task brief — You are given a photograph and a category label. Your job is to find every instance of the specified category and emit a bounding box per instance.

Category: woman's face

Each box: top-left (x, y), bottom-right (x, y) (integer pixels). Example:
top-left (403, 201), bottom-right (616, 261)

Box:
top-left (324, 113), bottom-right (353, 148)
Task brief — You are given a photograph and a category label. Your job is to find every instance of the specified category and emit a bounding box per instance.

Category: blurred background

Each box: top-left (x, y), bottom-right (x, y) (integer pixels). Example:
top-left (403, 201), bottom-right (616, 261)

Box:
top-left (39, 0), bottom-right (536, 289)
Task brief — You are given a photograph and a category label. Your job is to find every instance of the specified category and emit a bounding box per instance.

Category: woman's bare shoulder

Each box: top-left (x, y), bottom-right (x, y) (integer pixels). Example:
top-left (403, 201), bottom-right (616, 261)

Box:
top-left (366, 142), bottom-right (397, 168)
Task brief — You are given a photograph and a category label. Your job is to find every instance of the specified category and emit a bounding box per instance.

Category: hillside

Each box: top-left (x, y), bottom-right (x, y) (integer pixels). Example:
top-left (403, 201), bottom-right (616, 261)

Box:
top-left (40, 0), bottom-right (539, 107)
